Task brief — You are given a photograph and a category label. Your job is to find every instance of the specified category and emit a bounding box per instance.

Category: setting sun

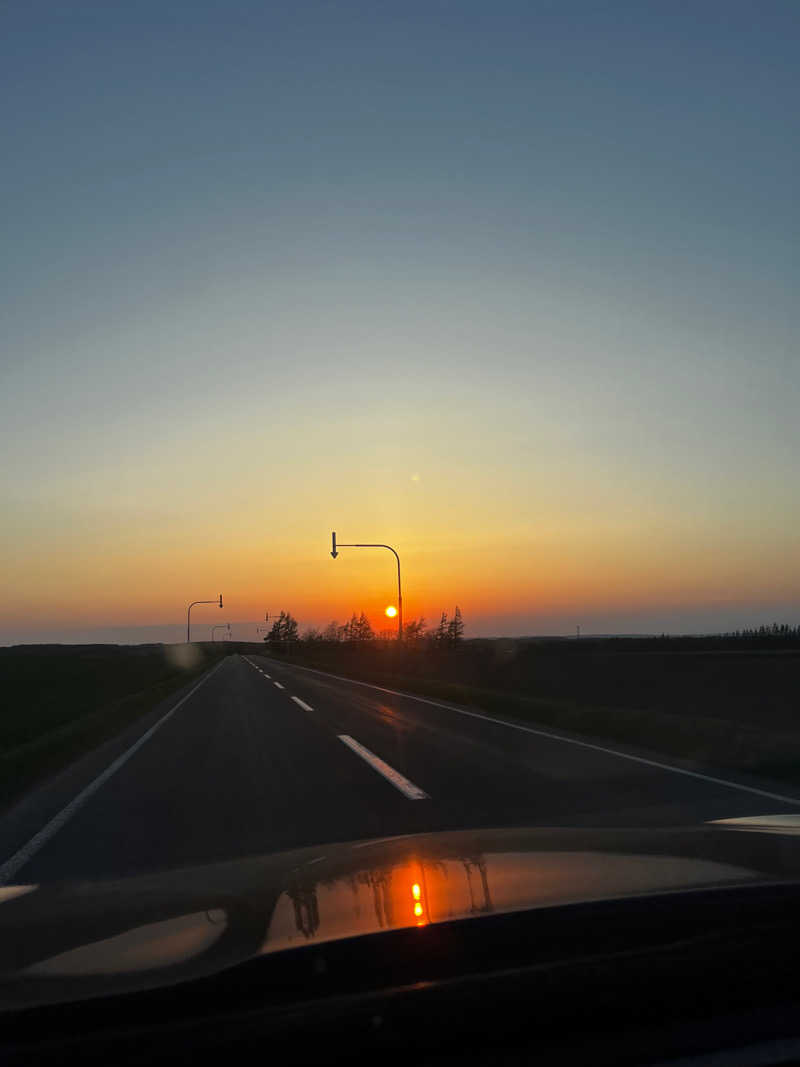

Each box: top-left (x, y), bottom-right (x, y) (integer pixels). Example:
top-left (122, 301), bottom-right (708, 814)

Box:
top-left (385, 606), bottom-right (398, 618)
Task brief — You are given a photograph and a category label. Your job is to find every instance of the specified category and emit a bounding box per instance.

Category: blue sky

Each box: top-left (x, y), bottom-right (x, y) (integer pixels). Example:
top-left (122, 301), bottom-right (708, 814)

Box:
top-left (2, 1), bottom-right (798, 641)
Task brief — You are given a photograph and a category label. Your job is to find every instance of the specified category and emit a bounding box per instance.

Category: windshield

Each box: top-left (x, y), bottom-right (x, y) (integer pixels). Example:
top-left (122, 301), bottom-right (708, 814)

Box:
top-left (1, 0), bottom-right (798, 949)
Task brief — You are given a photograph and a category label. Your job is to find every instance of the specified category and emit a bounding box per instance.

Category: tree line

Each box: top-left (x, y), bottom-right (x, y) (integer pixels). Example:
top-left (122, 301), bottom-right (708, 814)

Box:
top-left (264, 607), bottom-right (465, 648)
top-left (725, 623), bottom-right (800, 639)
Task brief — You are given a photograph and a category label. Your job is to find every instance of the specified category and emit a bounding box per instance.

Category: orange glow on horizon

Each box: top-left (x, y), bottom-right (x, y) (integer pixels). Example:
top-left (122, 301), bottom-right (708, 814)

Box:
top-left (7, 504), bottom-right (800, 638)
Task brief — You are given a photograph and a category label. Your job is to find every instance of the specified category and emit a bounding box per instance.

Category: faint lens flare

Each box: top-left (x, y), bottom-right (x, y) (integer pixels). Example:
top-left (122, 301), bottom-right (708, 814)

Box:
top-left (411, 472), bottom-right (420, 482)
top-left (165, 643), bottom-right (202, 671)
top-left (0, 885), bottom-right (37, 903)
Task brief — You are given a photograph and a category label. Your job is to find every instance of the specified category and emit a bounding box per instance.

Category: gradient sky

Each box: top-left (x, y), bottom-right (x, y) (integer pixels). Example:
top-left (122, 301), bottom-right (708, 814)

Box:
top-left (2, 0), bottom-right (799, 643)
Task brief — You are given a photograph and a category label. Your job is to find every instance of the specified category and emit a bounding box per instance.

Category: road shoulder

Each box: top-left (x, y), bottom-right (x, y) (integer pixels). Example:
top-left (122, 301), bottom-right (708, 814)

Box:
top-left (0, 658), bottom-right (231, 881)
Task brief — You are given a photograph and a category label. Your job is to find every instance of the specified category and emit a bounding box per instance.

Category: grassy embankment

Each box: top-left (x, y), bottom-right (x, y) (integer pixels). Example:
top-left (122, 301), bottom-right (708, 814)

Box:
top-left (271, 636), bottom-right (800, 785)
top-left (0, 643), bottom-right (232, 810)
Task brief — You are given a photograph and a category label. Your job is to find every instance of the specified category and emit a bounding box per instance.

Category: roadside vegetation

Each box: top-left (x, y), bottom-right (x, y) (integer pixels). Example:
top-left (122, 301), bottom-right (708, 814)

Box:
top-left (265, 617), bottom-right (800, 785)
top-left (0, 643), bottom-right (231, 810)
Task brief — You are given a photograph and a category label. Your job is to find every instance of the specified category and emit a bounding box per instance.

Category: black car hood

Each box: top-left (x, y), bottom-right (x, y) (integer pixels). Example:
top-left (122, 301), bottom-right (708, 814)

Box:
top-left (2, 820), bottom-right (800, 1011)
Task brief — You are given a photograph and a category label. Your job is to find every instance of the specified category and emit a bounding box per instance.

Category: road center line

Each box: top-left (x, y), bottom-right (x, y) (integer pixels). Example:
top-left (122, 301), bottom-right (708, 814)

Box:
top-left (291, 696), bottom-right (313, 712)
top-left (0, 658), bottom-right (227, 885)
top-left (274, 681), bottom-right (284, 689)
top-left (338, 735), bottom-right (428, 800)
top-left (267, 660), bottom-right (800, 808)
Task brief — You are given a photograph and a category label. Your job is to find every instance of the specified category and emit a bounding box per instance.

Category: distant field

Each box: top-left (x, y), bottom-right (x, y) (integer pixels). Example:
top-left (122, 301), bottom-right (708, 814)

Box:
top-left (270, 637), bottom-right (800, 783)
top-left (0, 643), bottom-right (230, 809)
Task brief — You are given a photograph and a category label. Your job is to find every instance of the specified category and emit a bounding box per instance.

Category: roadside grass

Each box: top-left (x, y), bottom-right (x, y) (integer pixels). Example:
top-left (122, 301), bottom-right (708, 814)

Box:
top-left (269, 650), bottom-right (800, 788)
top-left (0, 644), bottom-right (229, 811)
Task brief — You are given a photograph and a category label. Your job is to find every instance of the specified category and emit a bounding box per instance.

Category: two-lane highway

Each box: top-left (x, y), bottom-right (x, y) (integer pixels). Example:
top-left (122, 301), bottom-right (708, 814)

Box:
top-left (4, 652), bottom-right (800, 885)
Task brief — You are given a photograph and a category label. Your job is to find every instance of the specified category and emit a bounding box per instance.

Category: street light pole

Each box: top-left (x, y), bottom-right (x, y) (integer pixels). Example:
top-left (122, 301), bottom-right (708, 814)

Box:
top-left (187, 594), bottom-right (223, 642)
top-left (330, 532), bottom-right (403, 641)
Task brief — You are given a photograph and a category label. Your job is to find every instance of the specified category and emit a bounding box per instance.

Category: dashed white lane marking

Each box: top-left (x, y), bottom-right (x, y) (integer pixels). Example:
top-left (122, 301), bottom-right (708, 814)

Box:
top-left (271, 661), bottom-right (800, 808)
top-left (337, 735), bottom-right (429, 800)
top-left (274, 682), bottom-right (284, 689)
top-left (243, 658), bottom-right (270, 679)
top-left (710, 815), bottom-right (800, 835)
top-left (291, 696), bottom-right (314, 712)
top-left (0, 658), bottom-right (227, 885)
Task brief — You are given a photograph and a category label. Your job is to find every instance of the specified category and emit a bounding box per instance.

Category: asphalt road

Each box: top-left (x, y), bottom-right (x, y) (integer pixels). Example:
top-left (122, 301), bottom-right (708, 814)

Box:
top-left (4, 652), bottom-right (800, 884)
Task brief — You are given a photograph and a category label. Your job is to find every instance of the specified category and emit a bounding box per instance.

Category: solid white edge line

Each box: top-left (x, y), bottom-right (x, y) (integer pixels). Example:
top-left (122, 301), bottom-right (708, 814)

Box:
top-left (338, 735), bottom-right (428, 800)
top-left (274, 681), bottom-right (284, 689)
top-left (291, 696), bottom-right (313, 712)
top-left (0, 658), bottom-right (227, 885)
top-left (266, 660), bottom-right (800, 808)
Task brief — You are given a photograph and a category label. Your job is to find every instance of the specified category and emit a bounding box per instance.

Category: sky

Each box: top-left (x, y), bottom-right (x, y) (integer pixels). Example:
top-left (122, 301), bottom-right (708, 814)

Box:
top-left (2, 0), bottom-right (799, 644)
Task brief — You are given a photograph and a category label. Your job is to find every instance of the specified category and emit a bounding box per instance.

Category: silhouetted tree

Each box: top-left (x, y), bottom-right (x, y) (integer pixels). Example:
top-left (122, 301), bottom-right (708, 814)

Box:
top-left (339, 612), bottom-right (374, 642)
top-left (404, 617), bottom-right (427, 645)
top-left (447, 606), bottom-right (464, 647)
top-left (435, 611), bottom-right (449, 645)
top-left (322, 621), bottom-right (340, 642)
top-left (352, 611), bottom-right (374, 642)
top-left (266, 611), bottom-right (299, 646)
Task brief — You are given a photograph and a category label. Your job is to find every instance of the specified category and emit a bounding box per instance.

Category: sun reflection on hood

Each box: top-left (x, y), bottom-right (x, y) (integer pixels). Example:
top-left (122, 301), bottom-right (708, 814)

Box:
top-left (262, 848), bottom-right (753, 954)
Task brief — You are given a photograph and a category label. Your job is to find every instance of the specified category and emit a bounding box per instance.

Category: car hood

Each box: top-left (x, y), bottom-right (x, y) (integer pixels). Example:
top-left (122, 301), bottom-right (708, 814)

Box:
top-left (2, 821), bottom-right (800, 1010)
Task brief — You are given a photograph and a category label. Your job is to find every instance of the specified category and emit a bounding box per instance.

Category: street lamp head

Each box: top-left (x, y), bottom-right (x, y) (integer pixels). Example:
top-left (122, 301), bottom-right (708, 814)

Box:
top-left (328, 535), bottom-right (402, 640)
